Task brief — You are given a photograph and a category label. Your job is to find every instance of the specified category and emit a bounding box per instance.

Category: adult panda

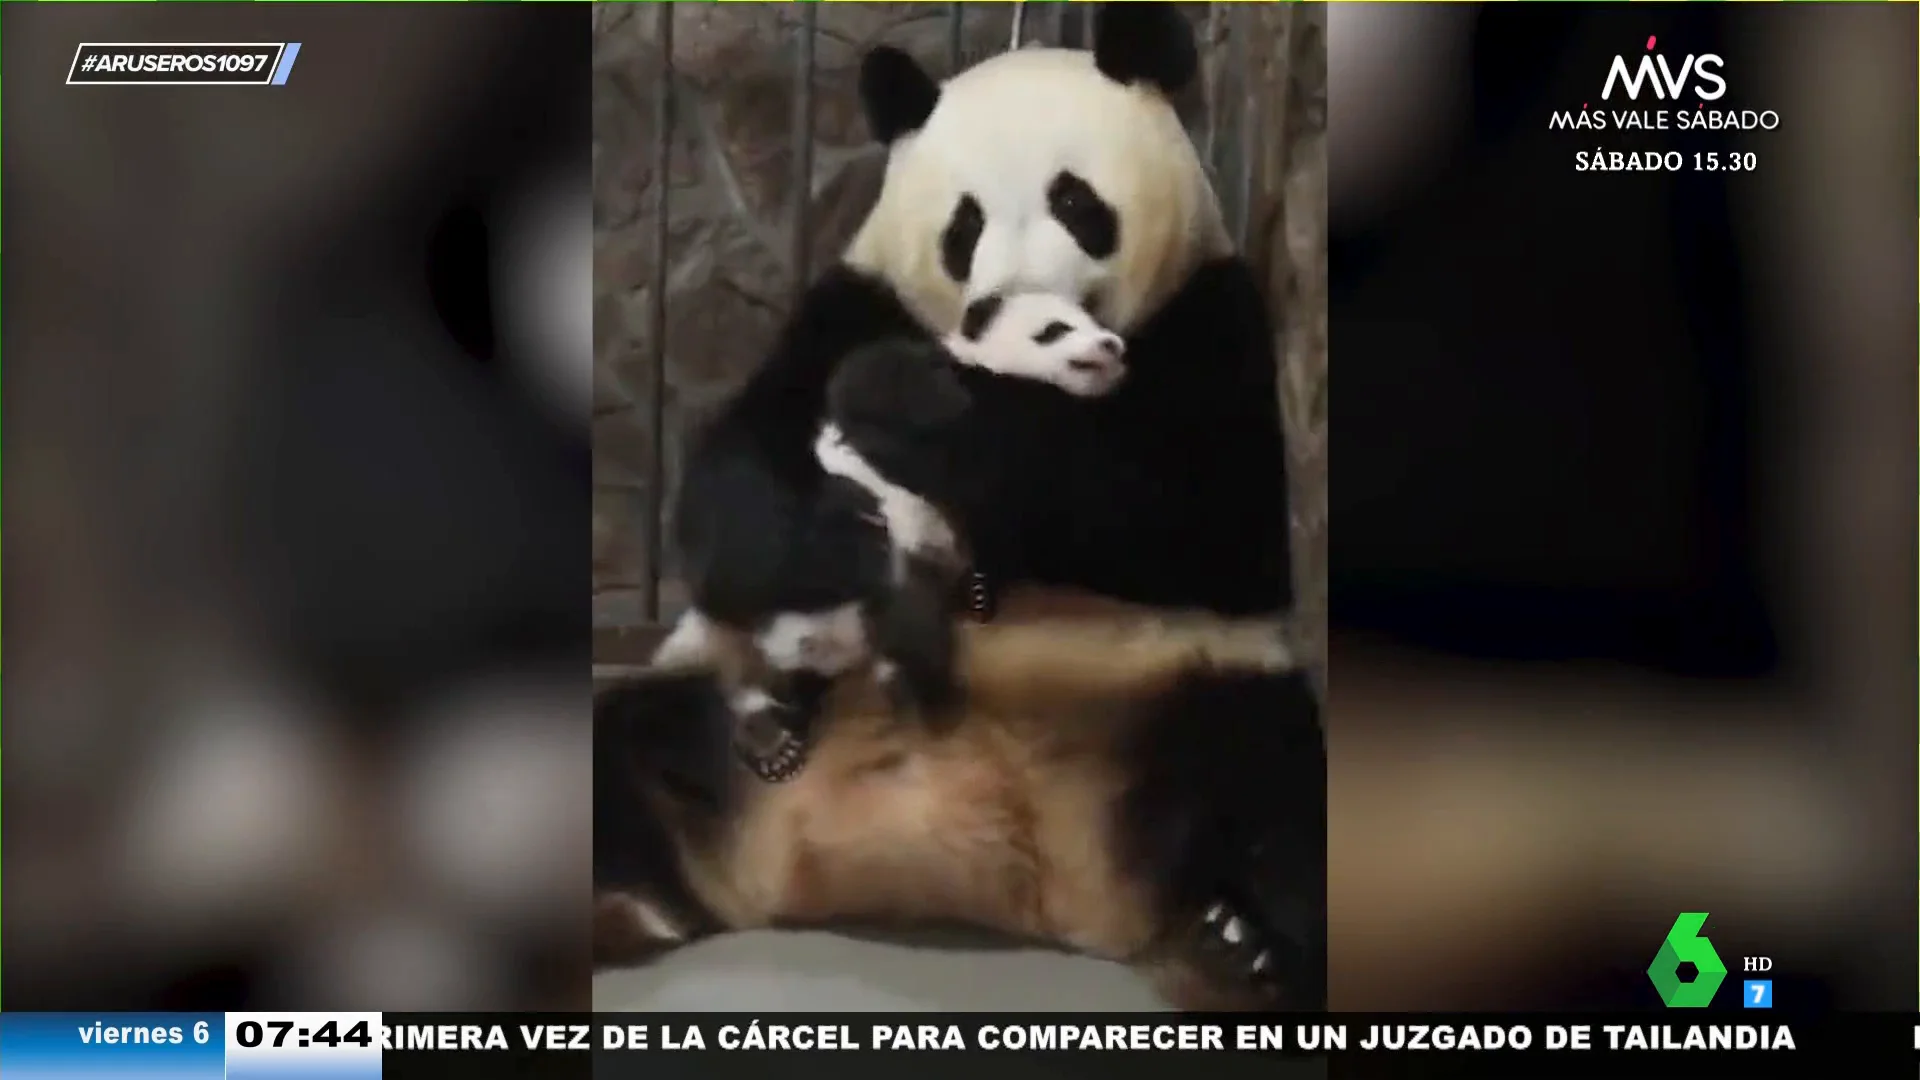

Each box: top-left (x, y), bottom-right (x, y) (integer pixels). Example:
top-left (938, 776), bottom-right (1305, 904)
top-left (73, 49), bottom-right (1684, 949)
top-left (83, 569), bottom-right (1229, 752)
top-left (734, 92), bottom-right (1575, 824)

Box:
top-left (671, 3), bottom-right (1291, 663)
top-left (609, 6), bottom-right (1319, 1013)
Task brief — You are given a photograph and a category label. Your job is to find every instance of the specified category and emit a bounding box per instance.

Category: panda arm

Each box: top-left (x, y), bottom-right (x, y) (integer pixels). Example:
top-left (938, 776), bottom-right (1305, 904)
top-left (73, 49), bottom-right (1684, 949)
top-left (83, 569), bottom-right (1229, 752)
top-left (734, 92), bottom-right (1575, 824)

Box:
top-left (710, 266), bottom-right (934, 461)
top-left (1128, 258), bottom-right (1292, 615)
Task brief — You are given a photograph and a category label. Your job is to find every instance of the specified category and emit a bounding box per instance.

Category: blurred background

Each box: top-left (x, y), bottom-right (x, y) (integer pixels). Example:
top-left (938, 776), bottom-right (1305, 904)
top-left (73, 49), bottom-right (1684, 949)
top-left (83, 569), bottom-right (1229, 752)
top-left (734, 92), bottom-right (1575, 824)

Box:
top-left (2, 0), bottom-right (1913, 1017)
top-left (5, 4), bottom-right (594, 1009)
top-left (1328, 4), bottom-right (1916, 1009)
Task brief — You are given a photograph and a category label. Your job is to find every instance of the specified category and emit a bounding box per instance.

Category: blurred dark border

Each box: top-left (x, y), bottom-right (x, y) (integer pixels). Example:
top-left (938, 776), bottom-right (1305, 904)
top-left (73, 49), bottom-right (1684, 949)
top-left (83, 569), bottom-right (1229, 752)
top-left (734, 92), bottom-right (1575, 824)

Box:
top-left (1329, 3), bottom-right (1916, 1009)
top-left (5, 2), bottom-right (593, 1010)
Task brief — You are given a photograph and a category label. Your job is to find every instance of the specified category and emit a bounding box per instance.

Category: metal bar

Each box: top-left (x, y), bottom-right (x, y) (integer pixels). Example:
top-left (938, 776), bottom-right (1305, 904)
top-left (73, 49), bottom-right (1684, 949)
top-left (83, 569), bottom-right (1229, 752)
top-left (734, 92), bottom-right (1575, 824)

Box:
top-left (1010, 2), bottom-right (1026, 50)
top-left (948, 3), bottom-right (964, 72)
top-left (790, 4), bottom-right (817, 302)
top-left (643, 2), bottom-right (675, 624)
top-left (1050, 2), bottom-right (1068, 48)
top-left (1234, 4), bottom-right (1258, 250)
top-left (1203, 2), bottom-right (1226, 170)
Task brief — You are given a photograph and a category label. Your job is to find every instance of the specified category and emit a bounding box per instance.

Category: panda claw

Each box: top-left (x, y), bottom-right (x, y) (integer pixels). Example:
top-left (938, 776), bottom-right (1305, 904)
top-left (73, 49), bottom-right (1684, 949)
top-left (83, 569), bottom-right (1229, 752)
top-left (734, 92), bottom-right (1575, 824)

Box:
top-left (1194, 896), bottom-right (1285, 1002)
top-left (742, 726), bottom-right (808, 782)
top-left (734, 701), bottom-right (811, 783)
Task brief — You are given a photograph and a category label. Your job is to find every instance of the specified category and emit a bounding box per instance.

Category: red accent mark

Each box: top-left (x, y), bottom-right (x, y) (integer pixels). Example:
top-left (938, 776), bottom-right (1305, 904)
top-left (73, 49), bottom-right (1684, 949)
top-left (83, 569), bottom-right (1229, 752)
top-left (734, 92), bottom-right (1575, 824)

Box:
top-left (1582, 103), bottom-right (1588, 109)
top-left (1646, 35), bottom-right (1657, 51)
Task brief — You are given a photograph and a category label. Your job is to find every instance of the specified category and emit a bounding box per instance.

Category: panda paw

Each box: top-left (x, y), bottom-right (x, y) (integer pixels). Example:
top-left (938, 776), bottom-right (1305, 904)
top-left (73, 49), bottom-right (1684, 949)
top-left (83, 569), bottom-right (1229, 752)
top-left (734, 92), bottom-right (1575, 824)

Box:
top-left (729, 688), bottom-right (813, 783)
top-left (1194, 894), bottom-right (1286, 1003)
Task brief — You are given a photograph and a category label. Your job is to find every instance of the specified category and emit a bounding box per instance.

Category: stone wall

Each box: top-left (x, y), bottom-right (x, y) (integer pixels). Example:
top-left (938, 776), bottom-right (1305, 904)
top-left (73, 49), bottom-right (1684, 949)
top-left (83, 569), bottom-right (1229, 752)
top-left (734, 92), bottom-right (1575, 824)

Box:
top-left (592, 2), bottom-right (1327, 666)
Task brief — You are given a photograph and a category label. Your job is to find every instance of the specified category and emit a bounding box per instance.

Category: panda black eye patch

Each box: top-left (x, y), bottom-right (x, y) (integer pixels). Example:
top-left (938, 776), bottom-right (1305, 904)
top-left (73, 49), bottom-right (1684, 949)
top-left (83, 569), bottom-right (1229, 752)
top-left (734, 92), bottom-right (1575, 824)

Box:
top-left (959, 295), bottom-right (1004, 341)
top-left (1046, 171), bottom-right (1119, 260)
top-left (941, 195), bottom-right (985, 283)
top-left (1032, 321), bottom-right (1072, 345)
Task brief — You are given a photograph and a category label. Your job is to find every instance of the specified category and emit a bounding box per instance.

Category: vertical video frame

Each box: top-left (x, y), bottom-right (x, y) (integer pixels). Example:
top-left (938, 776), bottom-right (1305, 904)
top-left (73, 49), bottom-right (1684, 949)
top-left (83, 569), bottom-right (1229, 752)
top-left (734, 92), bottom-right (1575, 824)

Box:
top-left (591, 1), bottom-right (1328, 1014)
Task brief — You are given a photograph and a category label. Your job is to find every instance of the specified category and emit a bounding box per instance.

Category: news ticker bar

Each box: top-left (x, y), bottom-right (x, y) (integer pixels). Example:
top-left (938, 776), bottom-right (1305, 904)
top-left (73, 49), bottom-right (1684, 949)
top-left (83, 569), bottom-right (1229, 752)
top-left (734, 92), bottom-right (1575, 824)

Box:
top-left (66, 43), bottom-right (303, 86)
top-left (5, 1012), bottom-right (1920, 1077)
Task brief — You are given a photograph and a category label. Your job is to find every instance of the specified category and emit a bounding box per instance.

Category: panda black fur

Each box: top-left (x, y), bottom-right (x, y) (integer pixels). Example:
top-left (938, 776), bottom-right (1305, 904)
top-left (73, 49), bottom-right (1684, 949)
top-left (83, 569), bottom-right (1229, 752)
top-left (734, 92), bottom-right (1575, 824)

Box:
top-left (666, 3), bottom-right (1292, 679)
top-left (594, 610), bottom-right (1327, 1011)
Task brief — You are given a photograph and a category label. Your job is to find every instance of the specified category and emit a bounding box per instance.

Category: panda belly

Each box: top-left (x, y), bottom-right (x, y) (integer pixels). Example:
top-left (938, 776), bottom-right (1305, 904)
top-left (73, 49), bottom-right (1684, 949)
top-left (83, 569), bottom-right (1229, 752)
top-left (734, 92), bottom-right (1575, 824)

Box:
top-left (635, 615), bottom-right (1323, 1011)
top-left (730, 718), bottom-right (1158, 957)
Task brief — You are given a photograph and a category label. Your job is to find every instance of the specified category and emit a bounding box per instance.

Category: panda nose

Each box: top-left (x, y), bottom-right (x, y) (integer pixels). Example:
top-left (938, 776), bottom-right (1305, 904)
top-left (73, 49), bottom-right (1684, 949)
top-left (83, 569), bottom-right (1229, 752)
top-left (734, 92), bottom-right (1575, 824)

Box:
top-left (1073, 335), bottom-right (1123, 366)
top-left (1068, 336), bottom-right (1125, 374)
top-left (959, 296), bottom-right (1003, 342)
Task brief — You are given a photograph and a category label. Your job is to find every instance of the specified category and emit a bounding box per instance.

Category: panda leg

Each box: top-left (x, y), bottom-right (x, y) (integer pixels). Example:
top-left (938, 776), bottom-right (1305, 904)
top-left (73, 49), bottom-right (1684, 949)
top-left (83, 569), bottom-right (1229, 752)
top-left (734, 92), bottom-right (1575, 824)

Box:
top-left (1115, 887), bottom-right (1315, 1012)
top-left (1111, 662), bottom-right (1326, 1011)
top-left (865, 555), bottom-right (965, 729)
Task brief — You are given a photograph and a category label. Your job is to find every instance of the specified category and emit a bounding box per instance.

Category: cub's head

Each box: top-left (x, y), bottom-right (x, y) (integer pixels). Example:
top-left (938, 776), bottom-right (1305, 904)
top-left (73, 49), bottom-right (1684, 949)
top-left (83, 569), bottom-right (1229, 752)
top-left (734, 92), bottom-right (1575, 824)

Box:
top-left (845, 3), bottom-right (1230, 338)
top-left (944, 291), bottom-right (1127, 398)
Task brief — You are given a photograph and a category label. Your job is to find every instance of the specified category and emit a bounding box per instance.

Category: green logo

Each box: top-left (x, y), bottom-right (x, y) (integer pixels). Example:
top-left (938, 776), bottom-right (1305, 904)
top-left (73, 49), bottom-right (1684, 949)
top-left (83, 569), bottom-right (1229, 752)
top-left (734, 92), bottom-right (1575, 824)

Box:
top-left (1648, 912), bottom-right (1727, 1007)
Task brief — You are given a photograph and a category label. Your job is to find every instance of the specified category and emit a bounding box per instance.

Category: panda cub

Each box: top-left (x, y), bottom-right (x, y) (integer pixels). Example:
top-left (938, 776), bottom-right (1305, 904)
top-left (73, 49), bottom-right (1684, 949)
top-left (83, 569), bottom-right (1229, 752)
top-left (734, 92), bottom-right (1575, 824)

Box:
top-left (662, 292), bottom-right (1123, 742)
top-left (801, 291), bottom-right (1126, 698)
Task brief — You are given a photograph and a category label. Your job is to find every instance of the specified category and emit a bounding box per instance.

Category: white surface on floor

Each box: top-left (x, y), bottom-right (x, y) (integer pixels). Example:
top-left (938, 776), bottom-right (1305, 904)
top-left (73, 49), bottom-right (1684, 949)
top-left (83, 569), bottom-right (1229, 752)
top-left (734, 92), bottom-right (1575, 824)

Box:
top-left (593, 929), bottom-right (1168, 1012)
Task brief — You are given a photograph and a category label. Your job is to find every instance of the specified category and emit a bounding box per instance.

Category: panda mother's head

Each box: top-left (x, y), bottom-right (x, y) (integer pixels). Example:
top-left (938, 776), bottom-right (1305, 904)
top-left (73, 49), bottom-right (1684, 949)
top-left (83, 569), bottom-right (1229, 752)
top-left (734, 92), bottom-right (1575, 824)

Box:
top-left (845, 4), bottom-right (1231, 337)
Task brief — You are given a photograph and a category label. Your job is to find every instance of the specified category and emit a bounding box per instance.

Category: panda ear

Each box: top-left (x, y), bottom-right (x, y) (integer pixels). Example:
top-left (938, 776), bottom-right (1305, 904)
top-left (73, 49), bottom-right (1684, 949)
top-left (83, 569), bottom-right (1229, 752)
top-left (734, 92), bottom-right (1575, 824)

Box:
top-left (859, 46), bottom-right (940, 145)
top-left (1092, 3), bottom-right (1199, 95)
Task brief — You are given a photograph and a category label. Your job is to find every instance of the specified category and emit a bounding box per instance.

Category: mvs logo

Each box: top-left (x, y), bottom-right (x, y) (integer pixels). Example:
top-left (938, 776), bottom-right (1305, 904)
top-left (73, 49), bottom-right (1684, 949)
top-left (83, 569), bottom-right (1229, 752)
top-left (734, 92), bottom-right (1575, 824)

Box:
top-left (1647, 912), bottom-right (1727, 1007)
top-left (1602, 35), bottom-right (1726, 102)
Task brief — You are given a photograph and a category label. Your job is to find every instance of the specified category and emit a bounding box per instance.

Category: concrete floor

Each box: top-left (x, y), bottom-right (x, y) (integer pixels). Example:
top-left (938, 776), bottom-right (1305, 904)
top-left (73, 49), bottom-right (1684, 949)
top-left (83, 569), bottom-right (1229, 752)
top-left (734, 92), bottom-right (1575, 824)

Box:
top-left (594, 930), bottom-right (1326, 1080)
top-left (593, 928), bottom-right (1168, 1011)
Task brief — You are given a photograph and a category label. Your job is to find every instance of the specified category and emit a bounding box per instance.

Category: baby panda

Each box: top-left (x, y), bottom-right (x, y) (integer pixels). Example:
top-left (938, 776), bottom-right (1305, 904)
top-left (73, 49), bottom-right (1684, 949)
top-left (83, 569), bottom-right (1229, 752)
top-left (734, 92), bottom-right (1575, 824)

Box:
top-left (943, 290), bottom-right (1128, 397)
top-left (594, 607), bottom-right (1327, 1012)
top-left (661, 292), bottom-right (1124, 739)
top-left (805, 291), bottom-right (1125, 707)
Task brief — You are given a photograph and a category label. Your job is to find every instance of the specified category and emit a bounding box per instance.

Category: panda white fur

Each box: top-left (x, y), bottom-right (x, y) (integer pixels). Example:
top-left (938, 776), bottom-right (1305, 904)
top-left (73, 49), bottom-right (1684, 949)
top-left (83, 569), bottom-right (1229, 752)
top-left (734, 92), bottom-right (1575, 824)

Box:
top-left (662, 292), bottom-right (1128, 737)
top-left (668, 4), bottom-right (1292, 676)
